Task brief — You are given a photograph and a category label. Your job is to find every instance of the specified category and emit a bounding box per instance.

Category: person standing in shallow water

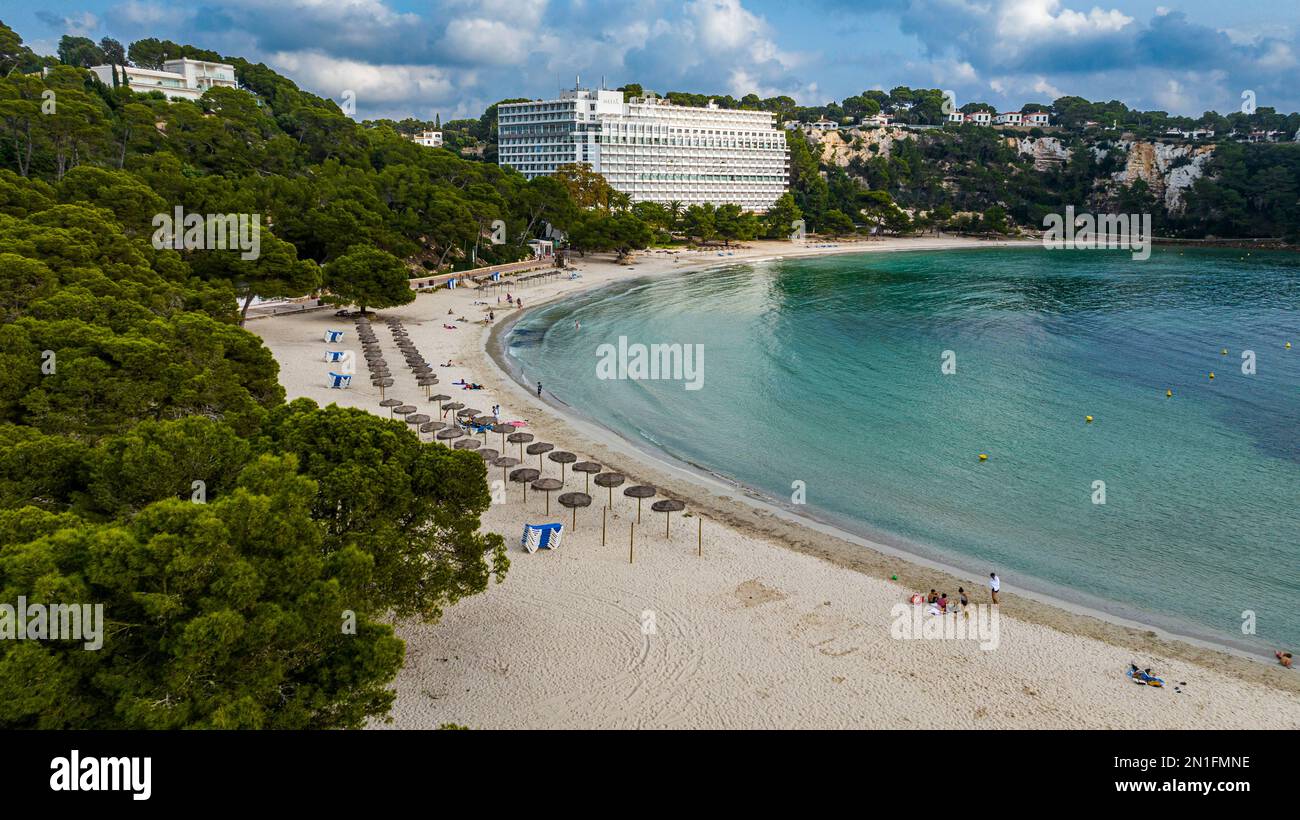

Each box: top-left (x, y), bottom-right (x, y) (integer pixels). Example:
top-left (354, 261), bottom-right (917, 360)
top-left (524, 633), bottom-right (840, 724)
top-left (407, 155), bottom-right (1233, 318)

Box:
top-left (537, 381), bottom-right (543, 397)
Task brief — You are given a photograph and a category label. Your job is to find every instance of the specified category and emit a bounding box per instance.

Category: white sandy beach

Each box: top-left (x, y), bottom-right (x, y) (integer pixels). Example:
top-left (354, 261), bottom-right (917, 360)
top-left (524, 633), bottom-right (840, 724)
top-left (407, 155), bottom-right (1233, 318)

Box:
top-left (251, 236), bottom-right (1300, 729)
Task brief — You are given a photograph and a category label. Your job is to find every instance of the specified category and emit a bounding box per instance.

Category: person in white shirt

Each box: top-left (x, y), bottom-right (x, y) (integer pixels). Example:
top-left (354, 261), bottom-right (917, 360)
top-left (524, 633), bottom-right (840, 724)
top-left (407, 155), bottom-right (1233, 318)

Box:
top-left (988, 572), bottom-right (1001, 604)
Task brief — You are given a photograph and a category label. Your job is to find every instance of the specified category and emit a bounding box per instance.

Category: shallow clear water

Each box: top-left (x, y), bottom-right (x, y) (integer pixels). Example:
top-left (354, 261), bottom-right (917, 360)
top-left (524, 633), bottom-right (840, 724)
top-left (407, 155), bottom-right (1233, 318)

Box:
top-left (507, 247), bottom-right (1300, 653)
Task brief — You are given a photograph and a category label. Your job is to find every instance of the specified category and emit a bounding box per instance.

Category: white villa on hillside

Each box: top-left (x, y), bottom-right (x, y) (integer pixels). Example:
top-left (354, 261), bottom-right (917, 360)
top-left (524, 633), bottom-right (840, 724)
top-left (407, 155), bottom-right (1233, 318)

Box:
top-left (408, 130), bottom-right (443, 147)
top-left (498, 84), bottom-right (789, 212)
top-left (90, 58), bottom-right (237, 102)
top-left (995, 111), bottom-right (1023, 126)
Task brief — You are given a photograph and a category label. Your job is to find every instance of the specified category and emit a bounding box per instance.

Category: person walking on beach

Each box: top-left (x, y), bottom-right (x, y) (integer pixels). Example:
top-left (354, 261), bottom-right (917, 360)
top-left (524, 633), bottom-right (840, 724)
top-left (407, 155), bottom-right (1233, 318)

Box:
top-left (537, 381), bottom-right (543, 397)
top-left (958, 587), bottom-right (969, 617)
top-left (988, 572), bottom-right (1000, 604)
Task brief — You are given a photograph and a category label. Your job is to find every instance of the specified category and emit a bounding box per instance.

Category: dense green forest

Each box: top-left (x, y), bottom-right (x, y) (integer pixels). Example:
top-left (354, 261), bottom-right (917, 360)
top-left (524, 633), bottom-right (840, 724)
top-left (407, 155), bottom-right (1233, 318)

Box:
top-left (0, 20), bottom-right (532, 728)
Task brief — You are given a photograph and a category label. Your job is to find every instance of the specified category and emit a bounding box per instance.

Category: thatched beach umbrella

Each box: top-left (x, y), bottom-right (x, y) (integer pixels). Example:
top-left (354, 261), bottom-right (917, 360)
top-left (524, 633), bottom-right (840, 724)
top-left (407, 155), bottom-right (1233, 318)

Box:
top-left (572, 461), bottom-right (602, 493)
top-left (526, 442), bottom-right (554, 471)
top-left (651, 499), bottom-right (685, 538)
top-left (509, 467), bottom-right (540, 502)
top-left (493, 422), bottom-right (514, 451)
top-left (507, 431), bottom-right (534, 461)
top-left (442, 401), bottom-right (464, 419)
top-left (558, 492), bottom-right (592, 530)
top-left (531, 478), bottom-right (563, 514)
top-left (363, 351), bottom-right (384, 361)
top-left (394, 404), bottom-right (416, 420)
top-left (458, 407), bottom-right (482, 420)
top-left (430, 393), bottom-right (451, 413)
top-left (453, 438), bottom-right (481, 450)
top-left (419, 421), bottom-right (444, 440)
top-left (435, 427), bottom-right (464, 445)
top-left (593, 472), bottom-right (625, 508)
top-left (548, 450), bottom-right (577, 483)
top-left (493, 456), bottom-right (520, 487)
top-left (417, 375), bottom-right (439, 396)
top-left (405, 413), bottom-right (430, 429)
top-left (623, 485), bottom-right (657, 524)
top-left (477, 448), bottom-right (499, 462)
top-left (373, 378), bottom-right (394, 400)
top-left (379, 398), bottom-right (402, 417)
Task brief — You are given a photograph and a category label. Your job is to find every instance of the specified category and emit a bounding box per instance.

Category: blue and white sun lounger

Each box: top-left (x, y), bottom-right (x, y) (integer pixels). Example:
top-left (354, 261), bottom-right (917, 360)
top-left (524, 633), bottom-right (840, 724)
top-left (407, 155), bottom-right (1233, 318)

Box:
top-left (521, 522), bottom-right (563, 553)
top-left (327, 372), bottom-right (352, 389)
top-left (324, 350), bottom-right (347, 362)
top-left (324, 329), bottom-right (344, 343)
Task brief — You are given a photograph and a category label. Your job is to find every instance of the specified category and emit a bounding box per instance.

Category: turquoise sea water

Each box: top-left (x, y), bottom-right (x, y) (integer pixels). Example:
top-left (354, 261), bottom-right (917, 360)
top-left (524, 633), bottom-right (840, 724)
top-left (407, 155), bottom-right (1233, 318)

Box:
top-left (506, 248), bottom-right (1300, 654)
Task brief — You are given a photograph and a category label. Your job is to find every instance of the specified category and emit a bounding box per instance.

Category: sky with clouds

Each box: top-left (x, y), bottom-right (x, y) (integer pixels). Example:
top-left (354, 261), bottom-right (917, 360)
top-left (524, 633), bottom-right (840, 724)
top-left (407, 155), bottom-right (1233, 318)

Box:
top-left (6, 0), bottom-right (1299, 121)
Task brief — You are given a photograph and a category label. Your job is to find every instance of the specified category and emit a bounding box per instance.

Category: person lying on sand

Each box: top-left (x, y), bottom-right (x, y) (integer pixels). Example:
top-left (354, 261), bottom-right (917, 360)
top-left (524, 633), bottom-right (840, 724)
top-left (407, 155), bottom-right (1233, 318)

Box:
top-left (443, 324), bottom-right (457, 330)
top-left (1278, 651), bottom-right (1293, 668)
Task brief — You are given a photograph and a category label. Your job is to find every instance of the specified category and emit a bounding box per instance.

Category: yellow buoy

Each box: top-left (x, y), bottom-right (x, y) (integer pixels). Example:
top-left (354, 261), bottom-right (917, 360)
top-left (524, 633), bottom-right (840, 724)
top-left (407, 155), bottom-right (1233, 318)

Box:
top-left (1288, 342), bottom-right (1293, 349)
top-left (978, 453), bottom-right (988, 461)
top-left (1166, 390), bottom-right (1173, 398)
top-left (1085, 415), bottom-right (1093, 423)
top-left (1221, 349), bottom-right (1228, 355)
top-left (1209, 372), bottom-right (1215, 380)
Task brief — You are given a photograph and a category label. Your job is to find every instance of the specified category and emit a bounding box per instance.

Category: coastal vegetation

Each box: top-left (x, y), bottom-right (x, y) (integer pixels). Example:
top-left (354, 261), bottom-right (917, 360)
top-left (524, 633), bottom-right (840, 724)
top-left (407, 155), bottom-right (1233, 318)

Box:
top-left (0, 20), bottom-right (515, 728)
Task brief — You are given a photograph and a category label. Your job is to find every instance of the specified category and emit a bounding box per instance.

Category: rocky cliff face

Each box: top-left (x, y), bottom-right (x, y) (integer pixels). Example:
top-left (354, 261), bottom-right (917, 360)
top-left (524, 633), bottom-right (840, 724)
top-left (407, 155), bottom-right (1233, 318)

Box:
top-left (1004, 135), bottom-right (1072, 171)
top-left (802, 128), bottom-right (1215, 212)
top-left (809, 126), bottom-right (915, 166)
top-left (1112, 140), bottom-right (1214, 211)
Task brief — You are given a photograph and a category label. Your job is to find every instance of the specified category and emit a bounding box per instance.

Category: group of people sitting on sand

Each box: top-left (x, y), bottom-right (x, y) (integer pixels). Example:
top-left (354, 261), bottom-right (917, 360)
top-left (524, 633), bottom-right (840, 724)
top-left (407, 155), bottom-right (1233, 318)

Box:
top-left (923, 588), bottom-right (969, 615)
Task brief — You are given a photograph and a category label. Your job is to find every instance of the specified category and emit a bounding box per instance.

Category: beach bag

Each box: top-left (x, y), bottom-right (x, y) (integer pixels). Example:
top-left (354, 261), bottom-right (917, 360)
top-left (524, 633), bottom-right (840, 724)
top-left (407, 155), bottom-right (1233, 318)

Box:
top-left (521, 523), bottom-right (563, 553)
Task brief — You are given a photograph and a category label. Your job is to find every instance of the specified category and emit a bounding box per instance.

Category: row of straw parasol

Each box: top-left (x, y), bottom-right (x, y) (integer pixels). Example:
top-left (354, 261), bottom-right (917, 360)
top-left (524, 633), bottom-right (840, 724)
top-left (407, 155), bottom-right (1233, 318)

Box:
top-left (354, 315), bottom-right (690, 546)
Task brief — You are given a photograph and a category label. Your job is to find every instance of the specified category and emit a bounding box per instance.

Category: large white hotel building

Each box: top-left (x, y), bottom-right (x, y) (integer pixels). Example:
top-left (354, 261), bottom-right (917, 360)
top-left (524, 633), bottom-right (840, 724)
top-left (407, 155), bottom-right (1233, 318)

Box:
top-left (497, 85), bottom-right (789, 211)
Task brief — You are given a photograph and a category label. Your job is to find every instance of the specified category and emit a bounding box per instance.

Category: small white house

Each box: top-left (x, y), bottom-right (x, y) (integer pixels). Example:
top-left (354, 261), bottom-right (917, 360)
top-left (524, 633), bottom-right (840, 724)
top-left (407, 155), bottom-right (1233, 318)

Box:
top-left (947, 111), bottom-right (966, 123)
top-left (966, 110), bottom-right (992, 126)
top-left (860, 113), bottom-right (891, 127)
top-left (995, 111), bottom-right (1023, 126)
top-left (1025, 111), bottom-right (1050, 126)
top-left (807, 119), bottom-right (839, 131)
top-left (409, 130), bottom-right (443, 147)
